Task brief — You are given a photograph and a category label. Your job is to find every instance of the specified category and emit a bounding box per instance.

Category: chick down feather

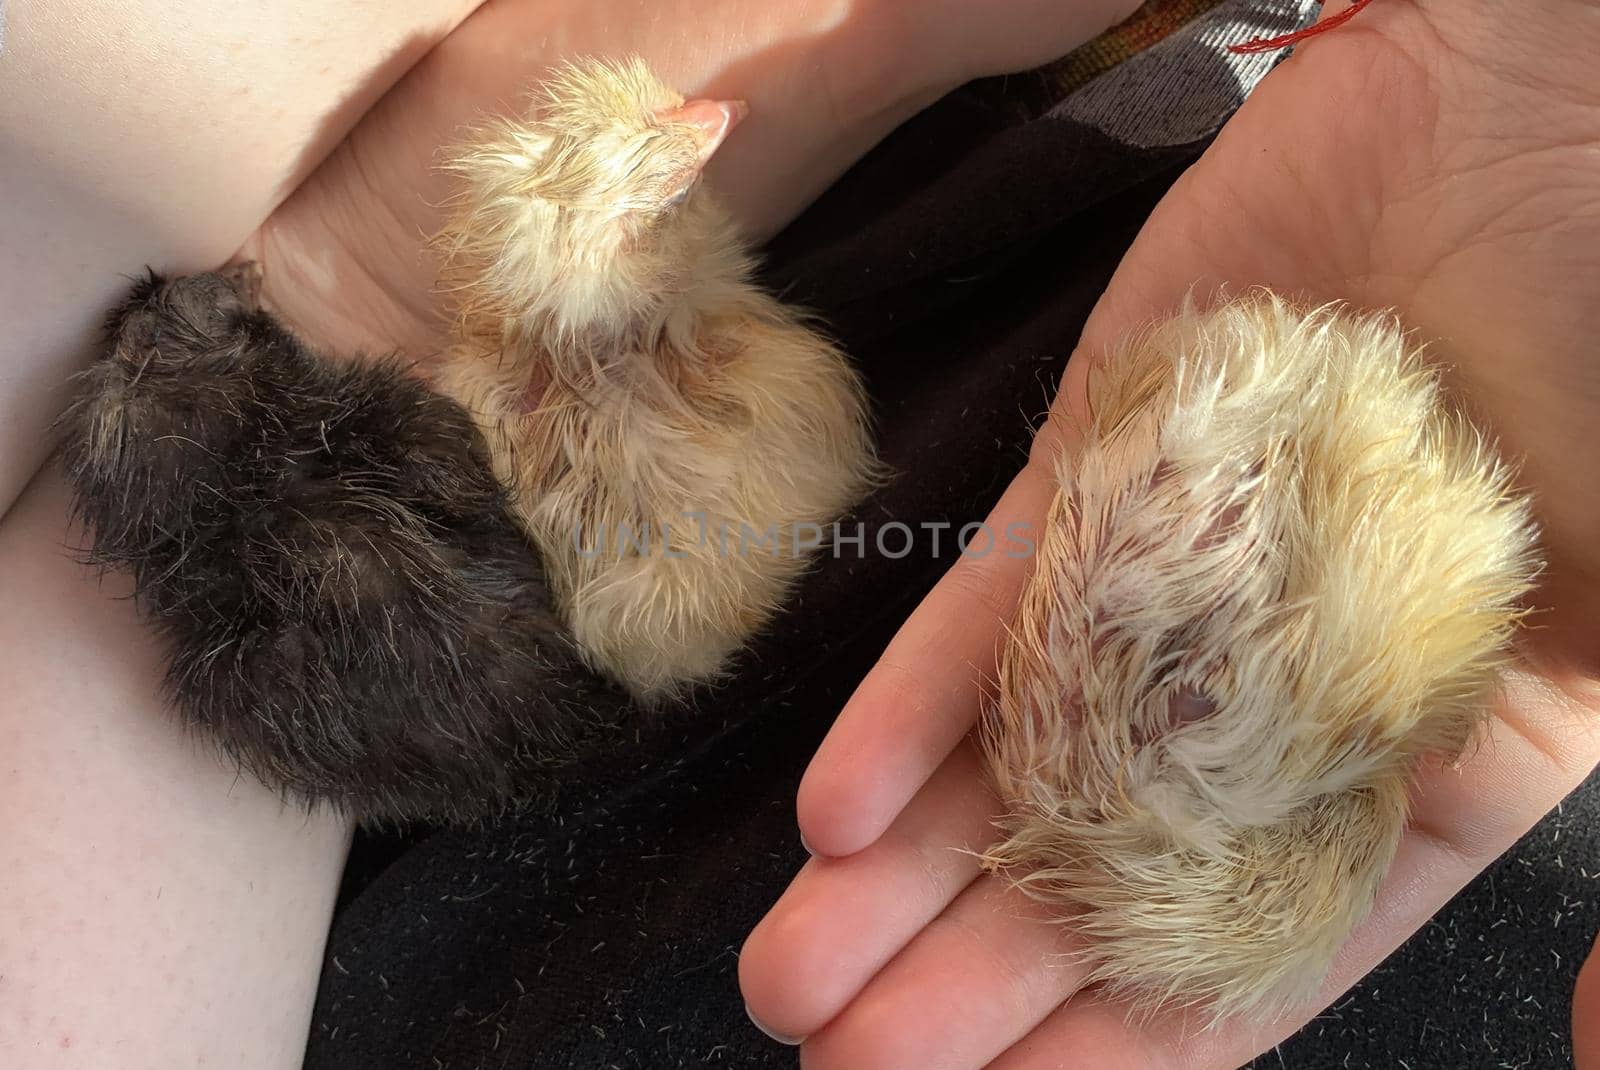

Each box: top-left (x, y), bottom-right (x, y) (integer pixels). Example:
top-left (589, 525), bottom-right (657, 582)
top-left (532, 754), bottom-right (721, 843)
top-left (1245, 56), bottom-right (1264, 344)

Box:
top-left (981, 293), bottom-right (1540, 1021)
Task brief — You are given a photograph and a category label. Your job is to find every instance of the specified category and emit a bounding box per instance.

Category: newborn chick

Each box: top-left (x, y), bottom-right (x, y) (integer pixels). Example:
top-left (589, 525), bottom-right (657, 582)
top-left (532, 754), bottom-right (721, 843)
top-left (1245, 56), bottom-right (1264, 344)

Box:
top-left (63, 269), bottom-right (634, 826)
top-left (980, 294), bottom-right (1540, 1021)
top-left (433, 57), bottom-right (878, 701)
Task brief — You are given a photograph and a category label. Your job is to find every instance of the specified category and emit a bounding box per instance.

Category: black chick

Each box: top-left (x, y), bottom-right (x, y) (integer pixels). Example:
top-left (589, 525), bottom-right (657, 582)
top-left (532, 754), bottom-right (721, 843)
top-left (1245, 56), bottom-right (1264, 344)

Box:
top-left (60, 268), bottom-right (634, 826)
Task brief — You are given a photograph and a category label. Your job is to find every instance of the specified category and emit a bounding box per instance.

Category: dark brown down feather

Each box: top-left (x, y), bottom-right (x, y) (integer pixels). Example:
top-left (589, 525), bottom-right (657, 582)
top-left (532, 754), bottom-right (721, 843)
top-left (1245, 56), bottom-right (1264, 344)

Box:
top-left (60, 269), bottom-right (635, 826)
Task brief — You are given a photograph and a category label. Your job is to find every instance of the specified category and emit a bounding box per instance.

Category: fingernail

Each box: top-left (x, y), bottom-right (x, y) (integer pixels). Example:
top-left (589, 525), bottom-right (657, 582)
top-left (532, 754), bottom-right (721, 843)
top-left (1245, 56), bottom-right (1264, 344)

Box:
top-left (799, 829), bottom-right (817, 856)
top-left (745, 1004), bottom-right (804, 1046)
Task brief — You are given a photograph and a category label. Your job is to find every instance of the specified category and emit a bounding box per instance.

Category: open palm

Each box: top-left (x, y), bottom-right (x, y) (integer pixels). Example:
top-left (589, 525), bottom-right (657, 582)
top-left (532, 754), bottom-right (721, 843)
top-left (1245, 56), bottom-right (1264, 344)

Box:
top-left (740, 2), bottom-right (1600, 1066)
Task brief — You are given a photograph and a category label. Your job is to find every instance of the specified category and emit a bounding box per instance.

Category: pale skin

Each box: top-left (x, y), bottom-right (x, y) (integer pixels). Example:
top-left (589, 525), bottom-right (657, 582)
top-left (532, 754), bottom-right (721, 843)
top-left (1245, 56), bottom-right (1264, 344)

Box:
top-left (0, 0), bottom-right (487, 517)
top-left (1579, 932), bottom-right (1600, 1069)
top-left (4, 0), bottom-right (1595, 1065)
top-left (740, 2), bottom-right (1600, 1068)
top-left (2, 5), bottom-right (480, 1064)
top-left (0, 1), bottom-right (1134, 1065)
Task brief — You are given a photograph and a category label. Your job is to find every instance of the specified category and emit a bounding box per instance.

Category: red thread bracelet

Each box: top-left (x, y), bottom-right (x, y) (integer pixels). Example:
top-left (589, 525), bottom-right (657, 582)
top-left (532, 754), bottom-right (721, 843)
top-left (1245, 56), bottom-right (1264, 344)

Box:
top-left (1228, 0), bottom-right (1377, 55)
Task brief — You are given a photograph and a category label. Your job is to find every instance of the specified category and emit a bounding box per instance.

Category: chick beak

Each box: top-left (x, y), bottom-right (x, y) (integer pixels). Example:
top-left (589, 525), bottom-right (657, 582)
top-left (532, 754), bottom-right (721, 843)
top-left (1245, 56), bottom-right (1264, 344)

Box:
top-left (660, 99), bottom-right (749, 170)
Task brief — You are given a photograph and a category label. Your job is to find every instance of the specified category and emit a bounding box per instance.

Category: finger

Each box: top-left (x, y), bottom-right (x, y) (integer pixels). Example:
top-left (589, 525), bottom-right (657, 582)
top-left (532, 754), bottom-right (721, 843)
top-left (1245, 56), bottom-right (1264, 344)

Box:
top-left (1575, 930), bottom-right (1600, 1070)
top-left (793, 154), bottom-right (1254, 861)
top-left (790, 264), bottom-right (1177, 863)
top-left (795, 459), bottom-right (1054, 858)
top-left (798, 874), bottom-right (1092, 1070)
top-left (793, 246), bottom-right (1224, 861)
top-left (742, 742), bottom-right (1000, 1041)
top-left (984, 1007), bottom-right (1181, 1070)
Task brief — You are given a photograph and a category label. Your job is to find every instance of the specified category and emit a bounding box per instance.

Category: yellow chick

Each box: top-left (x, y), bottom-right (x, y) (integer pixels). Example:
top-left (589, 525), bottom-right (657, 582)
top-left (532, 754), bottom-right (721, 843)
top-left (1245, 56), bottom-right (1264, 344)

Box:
top-left (433, 57), bottom-right (879, 701)
top-left (981, 293), bottom-right (1540, 1022)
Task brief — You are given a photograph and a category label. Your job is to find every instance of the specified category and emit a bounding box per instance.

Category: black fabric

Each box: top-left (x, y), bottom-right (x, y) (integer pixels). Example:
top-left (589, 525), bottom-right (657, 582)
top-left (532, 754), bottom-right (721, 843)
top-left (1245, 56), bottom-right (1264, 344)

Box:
top-left (305, 83), bottom-right (1600, 1070)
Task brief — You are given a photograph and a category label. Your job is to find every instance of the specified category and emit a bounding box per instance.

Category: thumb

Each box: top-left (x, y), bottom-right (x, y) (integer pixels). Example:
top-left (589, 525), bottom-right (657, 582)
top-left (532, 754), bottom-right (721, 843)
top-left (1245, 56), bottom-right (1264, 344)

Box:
top-left (1576, 930), bottom-right (1600, 1069)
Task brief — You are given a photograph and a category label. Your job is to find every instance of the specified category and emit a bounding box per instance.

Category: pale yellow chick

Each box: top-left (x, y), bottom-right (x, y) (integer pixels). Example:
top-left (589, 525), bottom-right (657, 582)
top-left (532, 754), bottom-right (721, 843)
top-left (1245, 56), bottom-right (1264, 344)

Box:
top-left (982, 294), bottom-right (1541, 1022)
top-left (433, 57), bottom-right (879, 701)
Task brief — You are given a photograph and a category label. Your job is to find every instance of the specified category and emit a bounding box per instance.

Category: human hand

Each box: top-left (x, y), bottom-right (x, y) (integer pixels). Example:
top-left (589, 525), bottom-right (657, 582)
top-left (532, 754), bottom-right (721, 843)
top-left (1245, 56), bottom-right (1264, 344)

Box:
top-left (740, 2), bottom-right (1600, 1065)
top-left (238, 0), bottom-right (1139, 358)
top-left (1579, 932), bottom-right (1600, 1069)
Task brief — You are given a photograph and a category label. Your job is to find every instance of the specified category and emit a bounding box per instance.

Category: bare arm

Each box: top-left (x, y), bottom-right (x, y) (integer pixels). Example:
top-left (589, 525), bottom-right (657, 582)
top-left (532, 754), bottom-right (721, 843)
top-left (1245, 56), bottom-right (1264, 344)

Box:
top-left (0, 472), bottom-right (351, 1067)
top-left (0, 4), bottom-right (479, 1065)
top-left (0, 0), bottom-right (484, 518)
